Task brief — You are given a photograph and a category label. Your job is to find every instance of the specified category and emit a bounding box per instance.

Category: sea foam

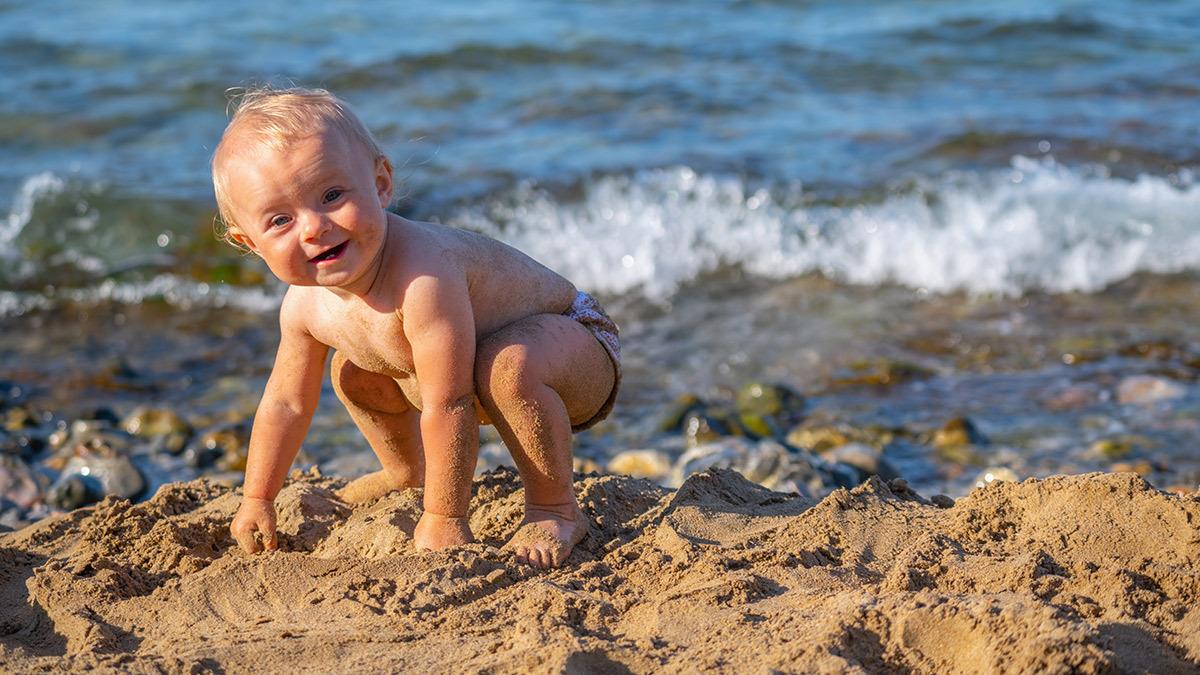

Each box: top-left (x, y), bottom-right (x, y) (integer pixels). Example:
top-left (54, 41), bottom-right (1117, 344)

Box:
top-left (454, 157), bottom-right (1200, 299)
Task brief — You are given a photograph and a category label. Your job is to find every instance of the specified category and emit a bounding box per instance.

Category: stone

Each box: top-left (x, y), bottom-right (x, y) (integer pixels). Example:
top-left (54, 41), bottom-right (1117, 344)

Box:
top-left (734, 382), bottom-right (805, 438)
top-left (828, 359), bottom-right (935, 388)
top-left (1116, 376), bottom-right (1186, 405)
top-left (48, 475), bottom-right (91, 511)
top-left (825, 443), bottom-right (902, 482)
top-left (682, 410), bottom-right (735, 448)
top-left (58, 453), bottom-right (145, 500)
top-left (974, 467), bottom-right (1019, 489)
top-left (931, 494), bottom-right (955, 508)
top-left (123, 406), bottom-right (192, 441)
top-left (656, 394), bottom-right (706, 433)
top-left (475, 442), bottom-right (515, 475)
top-left (0, 455), bottom-right (41, 509)
top-left (933, 417), bottom-right (988, 450)
top-left (607, 449), bottom-right (672, 480)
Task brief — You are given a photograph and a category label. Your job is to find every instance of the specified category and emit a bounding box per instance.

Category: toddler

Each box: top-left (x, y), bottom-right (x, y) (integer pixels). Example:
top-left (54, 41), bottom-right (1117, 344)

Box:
top-left (215, 88), bottom-right (619, 568)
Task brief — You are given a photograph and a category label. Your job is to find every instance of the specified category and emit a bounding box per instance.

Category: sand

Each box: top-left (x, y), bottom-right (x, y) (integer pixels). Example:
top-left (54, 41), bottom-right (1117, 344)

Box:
top-left (1, 467), bottom-right (1198, 674)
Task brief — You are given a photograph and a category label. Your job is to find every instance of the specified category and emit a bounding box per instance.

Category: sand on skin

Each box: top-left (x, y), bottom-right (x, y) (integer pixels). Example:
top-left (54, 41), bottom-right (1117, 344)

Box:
top-left (1, 467), bottom-right (1198, 673)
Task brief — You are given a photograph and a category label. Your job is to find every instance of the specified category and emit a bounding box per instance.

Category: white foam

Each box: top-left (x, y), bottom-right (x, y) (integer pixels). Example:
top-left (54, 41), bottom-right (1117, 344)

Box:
top-left (453, 157), bottom-right (1200, 298)
top-left (0, 276), bottom-right (283, 318)
top-left (1, 172), bottom-right (65, 269)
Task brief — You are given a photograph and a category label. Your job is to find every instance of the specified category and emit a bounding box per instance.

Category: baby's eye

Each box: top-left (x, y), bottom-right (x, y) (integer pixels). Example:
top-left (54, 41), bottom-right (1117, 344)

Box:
top-left (323, 188), bottom-right (344, 204)
top-left (270, 215), bottom-right (291, 229)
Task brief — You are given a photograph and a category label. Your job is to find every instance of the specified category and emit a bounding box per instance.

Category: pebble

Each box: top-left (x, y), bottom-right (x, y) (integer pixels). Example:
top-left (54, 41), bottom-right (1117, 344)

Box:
top-left (0, 455), bottom-right (42, 509)
top-left (1116, 376), bottom-right (1186, 405)
top-left (475, 442), bottom-right (515, 475)
top-left (825, 443), bottom-right (901, 482)
top-left (607, 449), bottom-right (672, 480)
top-left (974, 467), bottom-right (1019, 488)
top-left (55, 453), bottom-right (145, 503)
top-left (931, 494), bottom-right (955, 508)
top-left (933, 417), bottom-right (988, 449)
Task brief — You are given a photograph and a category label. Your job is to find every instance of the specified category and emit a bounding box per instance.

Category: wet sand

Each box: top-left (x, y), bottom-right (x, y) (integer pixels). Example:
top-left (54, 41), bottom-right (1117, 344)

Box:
top-left (2, 467), bottom-right (1197, 673)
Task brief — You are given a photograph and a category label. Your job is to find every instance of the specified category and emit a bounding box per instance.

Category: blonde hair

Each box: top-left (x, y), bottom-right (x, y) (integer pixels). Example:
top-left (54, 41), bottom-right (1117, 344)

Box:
top-left (211, 86), bottom-right (389, 248)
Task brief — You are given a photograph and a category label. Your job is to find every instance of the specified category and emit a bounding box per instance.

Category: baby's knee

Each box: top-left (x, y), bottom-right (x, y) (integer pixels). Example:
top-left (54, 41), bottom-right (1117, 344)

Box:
top-left (474, 339), bottom-right (538, 404)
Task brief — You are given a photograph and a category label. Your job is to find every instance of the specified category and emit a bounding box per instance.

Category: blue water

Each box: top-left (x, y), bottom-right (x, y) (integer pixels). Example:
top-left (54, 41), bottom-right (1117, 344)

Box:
top-left (3, 1), bottom-right (1198, 208)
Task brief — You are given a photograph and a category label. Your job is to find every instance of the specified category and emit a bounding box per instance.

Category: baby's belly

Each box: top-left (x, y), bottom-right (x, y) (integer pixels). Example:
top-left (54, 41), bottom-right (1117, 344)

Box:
top-left (394, 375), bottom-right (493, 425)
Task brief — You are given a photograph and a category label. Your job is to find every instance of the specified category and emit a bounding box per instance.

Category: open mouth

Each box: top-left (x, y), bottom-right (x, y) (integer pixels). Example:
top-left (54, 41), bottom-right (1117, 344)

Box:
top-left (309, 241), bottom-right (348, 263)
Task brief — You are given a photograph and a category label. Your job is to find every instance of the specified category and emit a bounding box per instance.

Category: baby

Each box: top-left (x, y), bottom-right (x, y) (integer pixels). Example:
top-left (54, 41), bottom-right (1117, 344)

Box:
top-left (215, 88), bottom-right (620, 568)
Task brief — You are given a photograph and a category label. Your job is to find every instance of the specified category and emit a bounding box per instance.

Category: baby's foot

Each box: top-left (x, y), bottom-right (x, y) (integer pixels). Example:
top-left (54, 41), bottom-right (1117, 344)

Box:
top-left (336, 470), bottom-right (419, 504)
top-left (413, 511), bottom-right (475, 551)
top-left (505, 503), bottom-right (589, 569)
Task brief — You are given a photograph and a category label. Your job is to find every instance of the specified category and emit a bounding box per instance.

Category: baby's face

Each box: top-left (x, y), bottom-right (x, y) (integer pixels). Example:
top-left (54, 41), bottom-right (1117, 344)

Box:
top-left (219, 127), bottom-right (392, 293)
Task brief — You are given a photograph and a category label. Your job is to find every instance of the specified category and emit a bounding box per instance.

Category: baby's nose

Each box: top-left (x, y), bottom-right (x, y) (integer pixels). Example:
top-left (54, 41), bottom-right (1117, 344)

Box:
top-left (301, 213), bottom-right (332, 240)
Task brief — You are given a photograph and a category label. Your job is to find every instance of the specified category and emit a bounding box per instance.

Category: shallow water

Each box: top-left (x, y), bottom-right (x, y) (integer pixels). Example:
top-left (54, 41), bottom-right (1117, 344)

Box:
top-left (2, 1), bottom-right (1199, 520)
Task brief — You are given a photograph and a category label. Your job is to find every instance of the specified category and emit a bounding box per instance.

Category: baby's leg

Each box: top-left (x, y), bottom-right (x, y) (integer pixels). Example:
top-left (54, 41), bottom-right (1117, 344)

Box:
top-left (330, 351), bottom-right (425, 504)
top-left (475, 314), bottom-right (616, 568)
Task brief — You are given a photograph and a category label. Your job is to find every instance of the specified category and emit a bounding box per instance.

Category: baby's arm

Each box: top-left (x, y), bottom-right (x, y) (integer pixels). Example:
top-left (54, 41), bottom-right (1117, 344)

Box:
top-left (230, 292), bottom-right (329, 553)
top-left (403, 272), bottom-right (479, 549)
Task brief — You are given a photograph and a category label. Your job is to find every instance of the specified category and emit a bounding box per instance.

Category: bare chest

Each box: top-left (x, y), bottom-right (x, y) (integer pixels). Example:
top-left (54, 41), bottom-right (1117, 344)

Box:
top-left (307, 300), bottom-right (414, 378)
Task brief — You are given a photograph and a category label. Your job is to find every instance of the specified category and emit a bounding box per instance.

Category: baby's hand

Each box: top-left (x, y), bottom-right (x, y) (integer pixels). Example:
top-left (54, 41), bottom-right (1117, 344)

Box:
top-left (413, 511), bottom-right (475, 551)
top-left (231, 496), bottom-right (278, 554)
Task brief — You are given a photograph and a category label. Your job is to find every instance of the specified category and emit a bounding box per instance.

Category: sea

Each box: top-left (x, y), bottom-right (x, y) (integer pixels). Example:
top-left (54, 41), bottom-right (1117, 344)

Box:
top-left (2, 0), bottom-right (1200, 508)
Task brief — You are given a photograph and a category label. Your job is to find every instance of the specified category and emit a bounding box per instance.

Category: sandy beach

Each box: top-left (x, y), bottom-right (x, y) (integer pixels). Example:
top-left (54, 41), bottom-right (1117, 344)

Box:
top-left (2, 467), bottom-right (1197, 673)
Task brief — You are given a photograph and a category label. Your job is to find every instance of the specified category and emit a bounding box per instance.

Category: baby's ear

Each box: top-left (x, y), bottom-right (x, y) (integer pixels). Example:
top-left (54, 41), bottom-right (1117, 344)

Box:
top-left (228, 226), bottom-right (261, 255)
top-left (375, 156), bottom-right (394, 207)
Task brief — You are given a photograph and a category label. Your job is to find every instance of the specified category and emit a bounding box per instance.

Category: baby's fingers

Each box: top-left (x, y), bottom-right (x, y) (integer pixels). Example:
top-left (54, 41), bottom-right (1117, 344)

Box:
top-left (255, 527), bottom-right (278, 552)
top-left (232, 525), bottom-right (261, 554)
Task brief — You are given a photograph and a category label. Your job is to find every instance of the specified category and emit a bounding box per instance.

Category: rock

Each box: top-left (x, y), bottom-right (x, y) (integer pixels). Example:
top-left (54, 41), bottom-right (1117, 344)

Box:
top-left (974, 467), bottom-right (1019, 489)
top-left (0, 429), bottom-right (45, 459)
top-left (48, 475), bottom-right (91, 510)
top-left (70, 417), bottom-right (115, 437)
top-left (682, 410), bottom-right (736, 448)
top-left (57, 453), bottom-right (145, 501)
top-left (185, 422), bottom-right (250, 472)
top-left (786, 425), bottom-right (849, 453)
top-left (0, 455), bottom-right (41, 509)
top-left (122, 407), bottom-right (192, 454)
top-left (1041, 384), bottom-right (1101, 411)
top-left (607, 449), bottom-right (672, 480)
top-left (4, 406), bottom-right (38, 432)
top-left (1116, 376), bottom-right (1186, 405)
top-left (671, 438), bottom-right (844, 498)
top-left (1089, 438), bottom-right (1134, 461)
top-left (824, 443), bottom-right (901, 482)
top-left (184, 444), bottom-right (223, 469)
top-left (656, 394), bottom-right (706, 433)
top-left (572, 457), bottom-right (602, 475)
top-left (931, 494), bottom-right (955, 508)
top-left (1110, 460), bottom-right (1154, 477)
top-left (734, 382), bottom-right (805, 437)
top-left (933, 417), bottom-right (988, 449)
top-left (828, 358), bottom-right (935, 389)
top-left (475, 442), bottom-right (514, 475)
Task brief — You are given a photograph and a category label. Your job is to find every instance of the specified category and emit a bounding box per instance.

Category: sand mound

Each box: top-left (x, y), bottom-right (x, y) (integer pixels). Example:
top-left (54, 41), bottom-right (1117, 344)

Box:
top-left (2, 468), bottom-right (1198, 673)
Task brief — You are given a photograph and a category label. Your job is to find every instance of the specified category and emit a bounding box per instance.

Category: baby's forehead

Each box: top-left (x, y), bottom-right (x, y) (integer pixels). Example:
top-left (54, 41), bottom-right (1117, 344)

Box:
top-left (218, 123), bottom-right (363, 170)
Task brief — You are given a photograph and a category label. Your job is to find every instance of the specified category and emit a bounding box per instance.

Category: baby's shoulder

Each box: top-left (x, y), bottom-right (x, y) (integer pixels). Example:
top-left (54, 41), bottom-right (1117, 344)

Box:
top-left (279, 285), bottom-right (328, 329)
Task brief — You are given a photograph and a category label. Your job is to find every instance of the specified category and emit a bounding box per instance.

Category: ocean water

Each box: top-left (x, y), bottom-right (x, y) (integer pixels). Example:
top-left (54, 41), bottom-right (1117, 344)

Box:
top-left (2, 0), bottom-right (1200, 500)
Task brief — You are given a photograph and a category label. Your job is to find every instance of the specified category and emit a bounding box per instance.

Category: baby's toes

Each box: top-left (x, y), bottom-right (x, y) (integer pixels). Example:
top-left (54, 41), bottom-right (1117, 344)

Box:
top-left (513, 545), bottom-right (532, 567)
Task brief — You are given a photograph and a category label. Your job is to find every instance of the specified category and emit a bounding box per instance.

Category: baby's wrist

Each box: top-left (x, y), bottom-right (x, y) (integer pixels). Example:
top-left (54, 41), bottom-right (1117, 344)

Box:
top-left (421, 509), bottom-right (469, 520)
